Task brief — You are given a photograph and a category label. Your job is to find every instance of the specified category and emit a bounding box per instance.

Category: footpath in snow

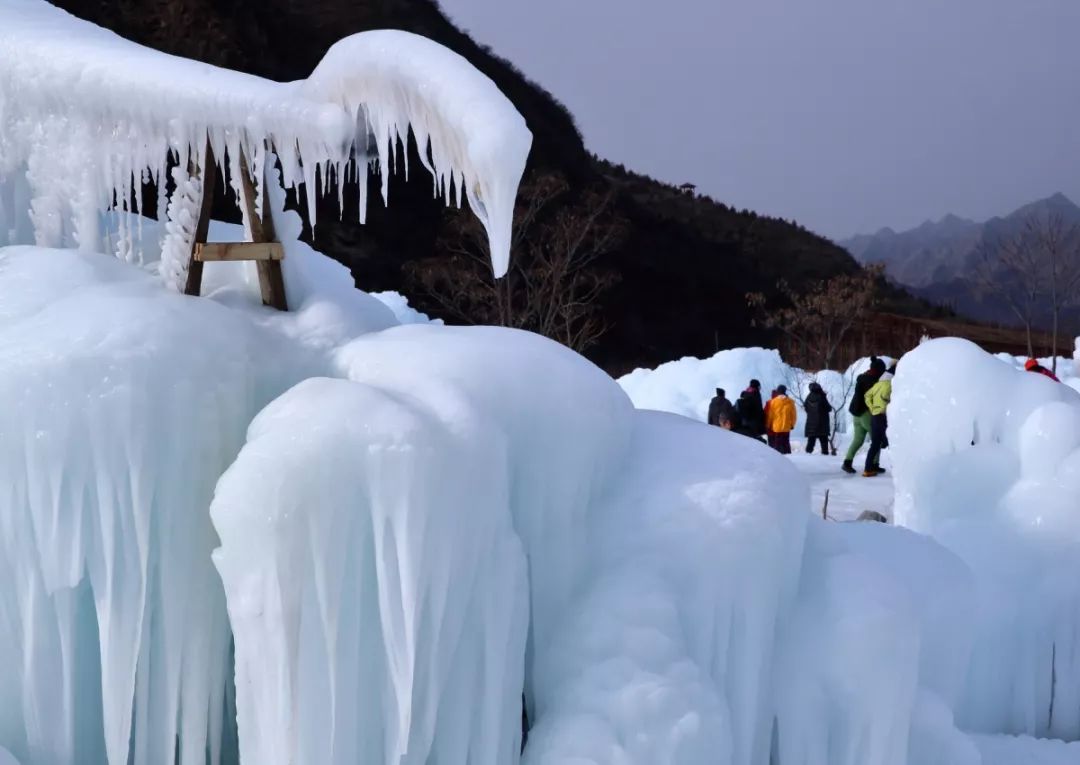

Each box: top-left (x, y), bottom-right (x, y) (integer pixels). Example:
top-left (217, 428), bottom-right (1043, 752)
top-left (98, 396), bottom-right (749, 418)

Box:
top-left (789, 450), bottom-right (895, 522)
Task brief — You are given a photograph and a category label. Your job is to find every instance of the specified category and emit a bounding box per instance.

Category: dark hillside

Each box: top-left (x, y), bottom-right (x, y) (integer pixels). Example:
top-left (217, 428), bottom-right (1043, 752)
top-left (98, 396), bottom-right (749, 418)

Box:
top-left (51, 0), bottom-right (933, 374)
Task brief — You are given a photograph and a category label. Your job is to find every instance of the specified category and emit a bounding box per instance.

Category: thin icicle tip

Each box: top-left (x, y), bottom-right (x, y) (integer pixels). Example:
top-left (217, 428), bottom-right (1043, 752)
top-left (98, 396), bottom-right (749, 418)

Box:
top-left (0, 0), bottom-right (532, 279)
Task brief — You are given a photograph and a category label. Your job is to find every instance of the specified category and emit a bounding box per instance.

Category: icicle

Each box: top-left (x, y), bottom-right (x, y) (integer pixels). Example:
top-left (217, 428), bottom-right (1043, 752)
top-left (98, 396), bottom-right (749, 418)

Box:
top-left (335, 160), bottom-right (345, 218)
top-left (301, 150), bottom-right (318, 232)
top-left (357, 160), bottom-right (369, 225)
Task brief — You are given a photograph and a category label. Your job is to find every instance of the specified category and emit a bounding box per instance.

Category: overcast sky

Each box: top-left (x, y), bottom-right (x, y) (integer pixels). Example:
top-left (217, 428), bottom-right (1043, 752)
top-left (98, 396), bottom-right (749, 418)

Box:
top-left (439, 0), bottom-right (1080, 240)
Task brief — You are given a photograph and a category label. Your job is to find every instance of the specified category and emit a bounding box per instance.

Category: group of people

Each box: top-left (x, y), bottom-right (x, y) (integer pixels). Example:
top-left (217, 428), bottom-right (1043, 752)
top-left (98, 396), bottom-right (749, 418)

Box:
top-left (707, 352), bottom-right (1060, 474)
top-left (707, 380), bottom-right (823, 456)
top-left (707, 356), bottom-right (896, 476)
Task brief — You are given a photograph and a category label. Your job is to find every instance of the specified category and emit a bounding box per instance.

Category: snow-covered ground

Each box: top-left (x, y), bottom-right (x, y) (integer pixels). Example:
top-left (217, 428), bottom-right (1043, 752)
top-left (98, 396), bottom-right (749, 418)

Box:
top-left (789, 451), bottom-right (895, 521)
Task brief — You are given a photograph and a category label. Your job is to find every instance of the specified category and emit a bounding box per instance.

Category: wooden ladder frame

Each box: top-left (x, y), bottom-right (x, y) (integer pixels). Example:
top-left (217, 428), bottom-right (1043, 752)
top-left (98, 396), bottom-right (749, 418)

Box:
top-left (182, 142), bottom-right (289, 311)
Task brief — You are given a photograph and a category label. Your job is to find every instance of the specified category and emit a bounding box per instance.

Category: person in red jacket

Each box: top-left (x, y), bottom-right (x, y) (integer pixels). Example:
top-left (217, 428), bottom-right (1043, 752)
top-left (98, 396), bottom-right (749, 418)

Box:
top-left (1024, 358), bottom-right (1060, 382)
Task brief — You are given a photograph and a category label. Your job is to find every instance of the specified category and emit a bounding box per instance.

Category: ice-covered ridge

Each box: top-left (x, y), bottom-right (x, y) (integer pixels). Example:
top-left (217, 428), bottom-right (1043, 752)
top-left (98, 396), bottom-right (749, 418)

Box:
top-left (0, 0), bottom-right (531, 278)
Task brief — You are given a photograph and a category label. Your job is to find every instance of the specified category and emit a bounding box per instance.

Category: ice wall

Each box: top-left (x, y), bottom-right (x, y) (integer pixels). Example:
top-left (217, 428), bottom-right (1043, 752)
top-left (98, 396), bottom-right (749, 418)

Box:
top-left (525, 412), bottom-right (808, 765)
top-left (891, 337), bottom-right (1080, 741)
top-left (0, 0), bottom-right (531, 278)
top-left (0, 247), bottom-right (315, 765)
top-left (774, 520), bottom-right (979, 765)
top-left (208, 325), bottom-right (633, 764)
top-left (335, 325), bottom-right (635, 689)
top-left (211, 378), bottom-right (528, 765)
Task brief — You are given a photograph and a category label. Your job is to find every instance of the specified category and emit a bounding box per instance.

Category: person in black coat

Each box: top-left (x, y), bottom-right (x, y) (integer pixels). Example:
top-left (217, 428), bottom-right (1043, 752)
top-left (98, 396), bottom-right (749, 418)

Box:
top-left (707, 388), bottom-right (736, 428)
top-left (735, 379), bottom-right (766, 441)
top-left (803, 382), bottom-right (833, 455)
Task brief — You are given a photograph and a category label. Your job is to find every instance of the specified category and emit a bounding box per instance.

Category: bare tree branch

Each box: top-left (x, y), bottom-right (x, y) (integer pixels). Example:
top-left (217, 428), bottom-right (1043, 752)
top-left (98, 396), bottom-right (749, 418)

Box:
top-left (404, 171), bottom-right (625, 353)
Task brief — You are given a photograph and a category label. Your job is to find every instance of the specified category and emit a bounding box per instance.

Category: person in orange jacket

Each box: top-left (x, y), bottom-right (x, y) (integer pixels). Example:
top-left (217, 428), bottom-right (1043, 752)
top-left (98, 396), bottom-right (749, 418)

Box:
top-left (765, 385), bottom-right (797, 454)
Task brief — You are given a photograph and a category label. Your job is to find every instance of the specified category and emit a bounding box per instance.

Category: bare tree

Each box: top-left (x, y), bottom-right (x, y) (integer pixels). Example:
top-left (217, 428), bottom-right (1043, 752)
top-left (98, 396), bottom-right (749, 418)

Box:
top-left (1033, 214), bottom-right (1080, 374)
top-left (405, 172), bottom-right (625, 353)
top-left (746, 265), bottom-right (883, 372)
top-left (970, 221), bottom-right (1046, 359)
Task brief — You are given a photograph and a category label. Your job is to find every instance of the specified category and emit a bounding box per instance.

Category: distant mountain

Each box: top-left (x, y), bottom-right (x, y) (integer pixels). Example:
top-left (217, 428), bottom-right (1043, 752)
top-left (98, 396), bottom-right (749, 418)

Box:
top-left (841, 193), bottom-right (1080, 328)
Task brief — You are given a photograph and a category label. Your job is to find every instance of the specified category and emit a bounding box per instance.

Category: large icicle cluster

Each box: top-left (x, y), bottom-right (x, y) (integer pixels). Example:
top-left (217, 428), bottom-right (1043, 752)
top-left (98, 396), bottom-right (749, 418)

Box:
top-left (212, 376), bottom-right (529, 765)
top-left (0, 0), bottom-right (531, 281)
top-left (891, 338), bottom-right (1080, 742)
top-left (0, 247), bottom-right (317, 765)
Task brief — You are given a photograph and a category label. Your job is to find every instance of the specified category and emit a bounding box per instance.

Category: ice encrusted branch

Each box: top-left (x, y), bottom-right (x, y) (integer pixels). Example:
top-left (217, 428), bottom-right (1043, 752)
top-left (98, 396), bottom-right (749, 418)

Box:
top-left (0, 0), bottom-right (531, 281)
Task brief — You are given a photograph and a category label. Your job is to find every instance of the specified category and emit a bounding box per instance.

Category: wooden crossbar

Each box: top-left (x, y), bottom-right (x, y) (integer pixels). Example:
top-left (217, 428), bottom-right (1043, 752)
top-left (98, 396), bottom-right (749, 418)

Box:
top-left (195, 242), bottom-right (284, 262)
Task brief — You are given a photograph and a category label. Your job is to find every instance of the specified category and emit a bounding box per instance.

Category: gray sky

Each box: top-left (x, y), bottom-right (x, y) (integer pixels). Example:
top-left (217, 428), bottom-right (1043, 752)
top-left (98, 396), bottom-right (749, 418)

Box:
top-left (438, 0), bottom-right (1080, 240)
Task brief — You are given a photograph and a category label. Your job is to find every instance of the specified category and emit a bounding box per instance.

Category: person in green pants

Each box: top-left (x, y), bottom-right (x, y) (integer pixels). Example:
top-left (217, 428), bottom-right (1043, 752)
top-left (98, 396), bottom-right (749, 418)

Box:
top-left (843, 357), bottom-right (885, 474)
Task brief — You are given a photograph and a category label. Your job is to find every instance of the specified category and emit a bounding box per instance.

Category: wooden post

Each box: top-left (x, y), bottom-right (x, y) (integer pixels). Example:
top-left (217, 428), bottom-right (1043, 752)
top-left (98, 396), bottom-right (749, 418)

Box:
top-left (237, 152), bottom-right (288, 311)
top-left (183, 141), bottom-right (217, 297)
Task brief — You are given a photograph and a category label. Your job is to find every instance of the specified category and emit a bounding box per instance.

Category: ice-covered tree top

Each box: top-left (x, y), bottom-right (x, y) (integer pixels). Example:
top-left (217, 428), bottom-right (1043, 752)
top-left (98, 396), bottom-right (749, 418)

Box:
top-left (0, 0), bottom-right (532, 277)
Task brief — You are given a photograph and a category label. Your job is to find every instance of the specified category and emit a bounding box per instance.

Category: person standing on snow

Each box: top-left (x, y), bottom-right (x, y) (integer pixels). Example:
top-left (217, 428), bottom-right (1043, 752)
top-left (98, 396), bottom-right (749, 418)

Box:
top-left (735, 379), bottom-right (766, 442)
top-left (843, 356), bottom-right (886, 474)
top-left (862, 364), bottom-right (895, 477)
top-left (765, 385), bottom-right (797, 454)
top-left (707, 388), bottom-right (736, 428)
top-left (1024, 358), bottom-right (1060, 382)
top-left (803, 382), bottom-right (833, 455)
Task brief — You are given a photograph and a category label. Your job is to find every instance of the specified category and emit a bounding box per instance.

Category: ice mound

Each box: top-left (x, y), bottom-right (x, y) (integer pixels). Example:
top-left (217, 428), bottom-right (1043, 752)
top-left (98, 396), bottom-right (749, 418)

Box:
top-left (218, 322), bottom-right (812, 765)
top-left (892, 337), bottom-right (1080, 740)
top-left (335, 325), bottom-right (635, 677)
top-left (775, 520), bottom-right (979, 765)
top-left (211, 377), bottom-right (528, 765)
top-left (0, 247), bottom-right (316, 765)
top-left (617, 348), bottom-right (792, 422)
top-left (526, 412), bottom-right (808, 765)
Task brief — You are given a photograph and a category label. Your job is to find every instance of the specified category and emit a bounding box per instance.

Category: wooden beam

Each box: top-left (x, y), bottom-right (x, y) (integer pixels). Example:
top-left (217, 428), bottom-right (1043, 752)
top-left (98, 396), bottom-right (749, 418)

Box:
top-left (182, 140), bottom-right (217, 297)
top-left (257, 260), bottom-right (289, 311)
top-left (238, 150), bottom-right (288, 311)
top-left (195, 242), bottom-right (284, 262)
top-left (238, 152), bottom-right (277, 243)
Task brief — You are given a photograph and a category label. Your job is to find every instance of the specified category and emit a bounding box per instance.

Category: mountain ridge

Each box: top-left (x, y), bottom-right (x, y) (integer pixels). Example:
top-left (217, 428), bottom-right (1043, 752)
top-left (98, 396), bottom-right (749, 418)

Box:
top-left (842, 193), bottom-right (1080, 288)
top-left (842, 193), bottom-right (1080, 331)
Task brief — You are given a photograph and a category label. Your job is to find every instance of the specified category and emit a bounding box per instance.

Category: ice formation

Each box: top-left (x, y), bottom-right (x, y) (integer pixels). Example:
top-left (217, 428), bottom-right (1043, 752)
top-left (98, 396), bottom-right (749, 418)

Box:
top-left (523, 411), bottom-right (807, 765)
top-left (2, 232), bottom-right (1080, 765)
top-left (3, 5), bottom-right (1080, 764)
top-left (0, 0), bottom-right (531, 280)
top-left (0, 247), bottom-right (319, 765)
top-left (212, 377), bottom-right (528, 765)
top-left (892, 338), bottom-right (1080, 741)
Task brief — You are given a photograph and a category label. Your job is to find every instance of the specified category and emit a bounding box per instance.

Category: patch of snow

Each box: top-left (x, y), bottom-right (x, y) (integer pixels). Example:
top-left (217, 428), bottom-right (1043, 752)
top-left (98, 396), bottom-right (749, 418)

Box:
top-left (368, 291), bottom-right (442, 325)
